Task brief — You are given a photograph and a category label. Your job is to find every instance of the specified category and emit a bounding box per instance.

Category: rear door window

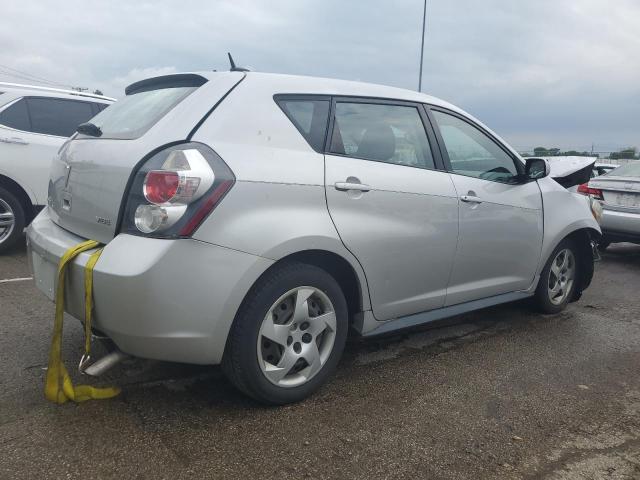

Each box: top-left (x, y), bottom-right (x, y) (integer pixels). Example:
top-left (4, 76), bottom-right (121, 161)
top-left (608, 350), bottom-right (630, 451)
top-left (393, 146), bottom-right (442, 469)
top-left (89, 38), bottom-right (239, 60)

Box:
top-left (329, 102), bottom-right (435, 169)
top-left (26, 97), bottom-right (95, 137)
top-left (0, 98), bottom-right (30, 131)
top-left (276, 99), bottom-right (330, 152)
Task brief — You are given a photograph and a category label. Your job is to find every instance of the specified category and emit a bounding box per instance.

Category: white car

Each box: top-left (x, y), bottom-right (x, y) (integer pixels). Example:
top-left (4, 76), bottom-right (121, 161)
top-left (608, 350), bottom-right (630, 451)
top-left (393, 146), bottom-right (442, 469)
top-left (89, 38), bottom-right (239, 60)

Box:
top-left (593, 163), bottom-right (618, 177)
top-left (0, 83), bottom-right (114, 252)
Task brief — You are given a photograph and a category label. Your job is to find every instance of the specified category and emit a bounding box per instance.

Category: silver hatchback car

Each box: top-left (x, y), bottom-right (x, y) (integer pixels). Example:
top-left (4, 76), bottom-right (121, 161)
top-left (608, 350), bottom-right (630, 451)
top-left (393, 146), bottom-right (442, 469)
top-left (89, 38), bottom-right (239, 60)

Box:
top-left (27, 71), bottom-right (601, 404)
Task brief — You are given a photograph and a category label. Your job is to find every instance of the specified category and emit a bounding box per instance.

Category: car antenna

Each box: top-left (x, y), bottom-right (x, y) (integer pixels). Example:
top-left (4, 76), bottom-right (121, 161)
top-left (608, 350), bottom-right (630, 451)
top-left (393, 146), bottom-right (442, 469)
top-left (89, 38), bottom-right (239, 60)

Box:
top-left (227, 52), bottom-right (250, 72)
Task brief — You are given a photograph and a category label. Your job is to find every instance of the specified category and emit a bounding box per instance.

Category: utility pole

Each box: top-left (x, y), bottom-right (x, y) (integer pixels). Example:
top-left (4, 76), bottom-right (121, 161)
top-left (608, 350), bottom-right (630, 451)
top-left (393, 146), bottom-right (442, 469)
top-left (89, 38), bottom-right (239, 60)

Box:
top-left (418, 0), bottom-right (427, 92)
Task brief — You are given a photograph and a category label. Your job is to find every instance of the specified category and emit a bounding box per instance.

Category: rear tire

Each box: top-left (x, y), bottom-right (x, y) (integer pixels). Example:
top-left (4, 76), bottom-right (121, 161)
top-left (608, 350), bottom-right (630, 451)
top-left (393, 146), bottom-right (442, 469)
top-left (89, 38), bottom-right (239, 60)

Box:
top-left (0, 187), bottom-right (26, 254)
top-left (222, 262), bottom-right (348, 405)
top-left (534, 239), bottom-right (580, 314)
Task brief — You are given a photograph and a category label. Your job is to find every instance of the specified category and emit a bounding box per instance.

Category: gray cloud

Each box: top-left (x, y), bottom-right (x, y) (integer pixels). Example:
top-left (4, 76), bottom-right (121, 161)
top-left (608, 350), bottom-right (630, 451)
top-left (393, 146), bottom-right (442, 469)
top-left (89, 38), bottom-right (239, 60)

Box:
top-left (1, 0), bottom-right (638, 150)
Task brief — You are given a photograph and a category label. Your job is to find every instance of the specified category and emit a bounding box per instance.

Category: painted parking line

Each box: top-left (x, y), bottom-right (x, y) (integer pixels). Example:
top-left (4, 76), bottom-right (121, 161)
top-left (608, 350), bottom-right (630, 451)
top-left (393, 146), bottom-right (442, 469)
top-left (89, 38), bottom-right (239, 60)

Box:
top-left (0, 277), bottom-right (33, 284)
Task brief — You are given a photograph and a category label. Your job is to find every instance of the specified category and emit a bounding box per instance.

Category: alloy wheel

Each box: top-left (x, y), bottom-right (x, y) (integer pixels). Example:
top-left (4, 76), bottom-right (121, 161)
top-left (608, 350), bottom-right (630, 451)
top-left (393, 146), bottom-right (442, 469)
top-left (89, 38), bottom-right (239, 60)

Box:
top-left (257, 286), bottom-right (337, 388)
top-left (0, 198), bottom-right (15, 244)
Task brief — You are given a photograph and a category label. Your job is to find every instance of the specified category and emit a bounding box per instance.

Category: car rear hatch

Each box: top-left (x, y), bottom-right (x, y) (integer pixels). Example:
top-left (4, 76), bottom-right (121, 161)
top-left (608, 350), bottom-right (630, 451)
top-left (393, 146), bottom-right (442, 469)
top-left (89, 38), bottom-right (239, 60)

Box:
top-left (590, 175), bottom-right (640, 211)
top-left (47, 72), bottom-right (244, 243)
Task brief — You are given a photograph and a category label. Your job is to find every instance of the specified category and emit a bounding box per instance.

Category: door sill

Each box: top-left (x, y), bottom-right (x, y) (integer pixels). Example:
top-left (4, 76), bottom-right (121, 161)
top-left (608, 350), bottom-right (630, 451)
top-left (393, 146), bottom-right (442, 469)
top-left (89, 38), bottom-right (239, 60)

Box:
top-left (360, 291), bottom-right (532, 337)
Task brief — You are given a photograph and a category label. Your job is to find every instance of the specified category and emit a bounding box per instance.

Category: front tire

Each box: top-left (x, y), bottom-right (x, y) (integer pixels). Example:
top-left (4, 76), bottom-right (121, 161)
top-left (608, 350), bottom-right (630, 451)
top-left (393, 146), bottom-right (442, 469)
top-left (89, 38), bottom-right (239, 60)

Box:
top-left (0, 187), bottom-right (26, 254)
top-left (534, 239), bottom-right (580, 314)
top-left (222, 262), bottom-right (348, 405)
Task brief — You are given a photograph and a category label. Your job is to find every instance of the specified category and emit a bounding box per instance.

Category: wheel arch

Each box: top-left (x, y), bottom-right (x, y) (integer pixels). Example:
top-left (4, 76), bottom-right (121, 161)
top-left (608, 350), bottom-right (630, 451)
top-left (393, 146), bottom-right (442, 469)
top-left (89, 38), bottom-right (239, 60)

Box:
top-left (539, 226), bottom-right (600, 302)
top-left (220, 247), bottom-right (369, 364)
top-left (274, 249), bottom-right (365, 321)
top-left (566, 227), bottom-right (600, 301)
top-left (243, 248), bottom-right (367, 325)
top-left (0, 174), bottom-right (36, 221)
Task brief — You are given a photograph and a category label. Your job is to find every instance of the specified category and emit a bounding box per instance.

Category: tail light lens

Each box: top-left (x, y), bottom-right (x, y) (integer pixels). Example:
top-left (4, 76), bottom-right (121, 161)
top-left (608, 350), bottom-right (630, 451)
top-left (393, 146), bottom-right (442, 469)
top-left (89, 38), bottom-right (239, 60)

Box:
top-left (121, 142), bottom-right (234, 238)
top-left (577, 183), bottom-right (603, 200)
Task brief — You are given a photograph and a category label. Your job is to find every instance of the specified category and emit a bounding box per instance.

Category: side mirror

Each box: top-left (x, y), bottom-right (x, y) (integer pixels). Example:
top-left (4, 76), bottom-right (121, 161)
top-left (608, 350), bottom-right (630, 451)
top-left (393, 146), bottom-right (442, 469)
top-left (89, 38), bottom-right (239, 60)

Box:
top-left (525, 158), bottom-right (550, 180)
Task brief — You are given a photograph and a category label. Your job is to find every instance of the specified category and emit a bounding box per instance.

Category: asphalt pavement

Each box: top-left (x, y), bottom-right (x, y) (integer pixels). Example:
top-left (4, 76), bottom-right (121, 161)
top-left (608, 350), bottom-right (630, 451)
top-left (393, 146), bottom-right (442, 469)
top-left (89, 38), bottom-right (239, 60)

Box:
top-left (1, 239), bottom-right (639, 479)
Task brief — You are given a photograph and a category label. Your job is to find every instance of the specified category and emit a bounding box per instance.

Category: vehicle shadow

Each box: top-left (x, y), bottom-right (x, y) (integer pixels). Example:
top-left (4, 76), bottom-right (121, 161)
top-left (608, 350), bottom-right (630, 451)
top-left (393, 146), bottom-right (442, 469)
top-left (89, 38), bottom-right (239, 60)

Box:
top-left (600, 243), bottom-right (640, 267)
top-left (0, 234), bottom-right (27, 256)
top-left (104, 299), bottom-right (538, 408)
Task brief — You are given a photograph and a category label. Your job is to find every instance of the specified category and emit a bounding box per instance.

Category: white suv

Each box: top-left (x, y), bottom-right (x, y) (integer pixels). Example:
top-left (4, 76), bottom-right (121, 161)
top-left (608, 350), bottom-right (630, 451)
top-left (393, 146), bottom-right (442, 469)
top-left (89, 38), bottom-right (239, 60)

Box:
top-left (0, 83), bottom-right (114, 252)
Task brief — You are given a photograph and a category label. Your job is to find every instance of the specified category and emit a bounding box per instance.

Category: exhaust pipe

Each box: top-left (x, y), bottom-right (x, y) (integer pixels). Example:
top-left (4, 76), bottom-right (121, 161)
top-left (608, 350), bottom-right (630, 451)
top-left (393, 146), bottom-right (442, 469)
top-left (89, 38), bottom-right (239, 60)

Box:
top-left (82, 350), bottom-right (129, 377)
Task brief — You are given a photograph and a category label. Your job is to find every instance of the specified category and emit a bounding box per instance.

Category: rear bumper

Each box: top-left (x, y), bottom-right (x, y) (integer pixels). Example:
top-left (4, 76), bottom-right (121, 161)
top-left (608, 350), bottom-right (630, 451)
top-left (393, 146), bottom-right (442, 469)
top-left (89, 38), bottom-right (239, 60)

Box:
top-left (26, 208), bottom-right (273, 364)
top-left (600, 208), bottom-right (640, 243)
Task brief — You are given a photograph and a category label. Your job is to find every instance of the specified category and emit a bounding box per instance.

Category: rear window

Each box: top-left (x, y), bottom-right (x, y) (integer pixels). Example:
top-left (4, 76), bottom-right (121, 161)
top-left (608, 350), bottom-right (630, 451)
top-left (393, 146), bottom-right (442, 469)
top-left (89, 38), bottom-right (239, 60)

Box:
top-left (87, 86), bottom-right (197, 140)
top-left (605, 162), bottom-right (640, 178)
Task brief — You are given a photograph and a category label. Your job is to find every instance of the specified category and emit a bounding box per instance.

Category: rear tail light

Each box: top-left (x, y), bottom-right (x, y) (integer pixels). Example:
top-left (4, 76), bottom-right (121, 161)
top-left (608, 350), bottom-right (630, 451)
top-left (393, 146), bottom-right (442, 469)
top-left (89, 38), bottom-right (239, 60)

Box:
top-left (144, 171), bottom-right (179, 204)
top-left (577, 183), bottom-right (603, 200)
top-left (121, 142), bottom-right (235, 238)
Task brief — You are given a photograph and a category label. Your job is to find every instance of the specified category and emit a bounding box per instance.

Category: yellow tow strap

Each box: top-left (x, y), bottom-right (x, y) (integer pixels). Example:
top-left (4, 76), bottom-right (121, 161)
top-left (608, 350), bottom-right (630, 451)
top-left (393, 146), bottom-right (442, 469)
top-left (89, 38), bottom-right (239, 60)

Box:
top-left (44, 239), bottom-right (121, 404)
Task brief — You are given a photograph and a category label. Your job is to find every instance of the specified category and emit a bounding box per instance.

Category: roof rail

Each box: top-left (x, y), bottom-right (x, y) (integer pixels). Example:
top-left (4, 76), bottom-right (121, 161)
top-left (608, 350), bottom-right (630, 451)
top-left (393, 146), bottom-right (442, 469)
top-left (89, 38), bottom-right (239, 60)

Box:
top-left (0, 82), bottom-right (116, 101)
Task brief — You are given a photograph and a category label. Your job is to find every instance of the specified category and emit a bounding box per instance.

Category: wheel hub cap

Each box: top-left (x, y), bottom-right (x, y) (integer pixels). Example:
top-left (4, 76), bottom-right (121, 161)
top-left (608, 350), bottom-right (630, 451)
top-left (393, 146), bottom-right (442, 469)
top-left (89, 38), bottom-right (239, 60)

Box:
top-left (257, 286), bottom-right (336, 388)
top-left (548, 248), bottom-right (576, 305)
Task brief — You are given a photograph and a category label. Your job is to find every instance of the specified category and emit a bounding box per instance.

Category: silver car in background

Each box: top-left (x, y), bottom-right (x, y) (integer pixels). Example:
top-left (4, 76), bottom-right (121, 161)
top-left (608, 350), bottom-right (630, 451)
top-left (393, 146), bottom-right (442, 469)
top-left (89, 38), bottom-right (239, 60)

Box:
top-left (583, 161), bottom-right (640, 249)
top-left (27, 71), bottom-right (601, 404)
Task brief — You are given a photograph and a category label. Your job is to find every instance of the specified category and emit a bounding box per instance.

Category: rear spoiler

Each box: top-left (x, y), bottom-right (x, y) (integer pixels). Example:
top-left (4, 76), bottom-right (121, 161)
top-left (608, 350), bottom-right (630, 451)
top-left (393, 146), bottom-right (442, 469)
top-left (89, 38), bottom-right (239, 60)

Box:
top-left (125, 74), bottom-right (208, 95)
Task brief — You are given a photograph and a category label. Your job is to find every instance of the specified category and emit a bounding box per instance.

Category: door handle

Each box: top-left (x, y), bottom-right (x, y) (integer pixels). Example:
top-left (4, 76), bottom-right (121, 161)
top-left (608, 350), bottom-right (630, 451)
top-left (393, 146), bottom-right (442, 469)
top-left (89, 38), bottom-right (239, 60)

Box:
top-left (460, 195), bottom-right (483, 203)
top-left (0, 137), bottom-right (29, 145)
top-left (335, 181), bottom-right (371, 192)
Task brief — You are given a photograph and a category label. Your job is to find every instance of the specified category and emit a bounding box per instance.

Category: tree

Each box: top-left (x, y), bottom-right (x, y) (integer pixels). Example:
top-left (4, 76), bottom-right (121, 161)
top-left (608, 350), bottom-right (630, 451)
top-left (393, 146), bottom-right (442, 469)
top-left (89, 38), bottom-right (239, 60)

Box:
top-left (93, 89), bottom-right (103, 96)
top-left (610, 147), bottom-right (637, 160)
top-left (533, 147), bottom-right (548, 156)
top-left (533, 147), bottom-right (561, 157)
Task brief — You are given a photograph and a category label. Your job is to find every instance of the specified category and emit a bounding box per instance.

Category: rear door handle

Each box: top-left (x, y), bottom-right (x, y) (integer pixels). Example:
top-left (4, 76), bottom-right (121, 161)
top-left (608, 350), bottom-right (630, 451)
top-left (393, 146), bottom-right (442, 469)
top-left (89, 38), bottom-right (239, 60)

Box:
top-left (0, 136), bottom-right (29, 145)
top-left (460, 195), bottom-right (483, 204)
top-left (335, 182), bottom-right (370, 192)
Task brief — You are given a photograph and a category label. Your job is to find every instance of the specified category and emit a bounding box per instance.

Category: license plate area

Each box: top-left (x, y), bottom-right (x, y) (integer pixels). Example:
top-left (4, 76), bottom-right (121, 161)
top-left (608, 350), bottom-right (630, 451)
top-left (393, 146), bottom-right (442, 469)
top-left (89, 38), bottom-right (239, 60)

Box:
top-left (606, 192), bottom-right (640, 208)
top-left (32, 251), bottom-right (57, 301)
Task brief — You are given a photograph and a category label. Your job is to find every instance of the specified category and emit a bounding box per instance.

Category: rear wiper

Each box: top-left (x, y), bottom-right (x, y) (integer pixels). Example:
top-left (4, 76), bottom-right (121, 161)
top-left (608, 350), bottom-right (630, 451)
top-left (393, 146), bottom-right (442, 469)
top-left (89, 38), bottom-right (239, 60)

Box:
top-left (76, 122), bottom-right (102, 137)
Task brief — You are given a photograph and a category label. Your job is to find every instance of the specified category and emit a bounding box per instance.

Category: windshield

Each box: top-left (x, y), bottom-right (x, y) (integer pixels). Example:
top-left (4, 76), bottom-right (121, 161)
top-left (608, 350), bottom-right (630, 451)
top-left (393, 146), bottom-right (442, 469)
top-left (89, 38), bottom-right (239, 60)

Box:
top-left (605, 162), bottom-right (640, 178)
top-left (84, 86), bottom-right (197, 140)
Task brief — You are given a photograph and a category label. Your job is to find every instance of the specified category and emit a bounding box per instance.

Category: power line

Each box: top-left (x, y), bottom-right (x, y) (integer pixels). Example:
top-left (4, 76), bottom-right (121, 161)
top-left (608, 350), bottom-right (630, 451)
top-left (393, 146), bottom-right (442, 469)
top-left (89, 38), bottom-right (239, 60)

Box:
top-left (0, 64), bottom-right (72, 89)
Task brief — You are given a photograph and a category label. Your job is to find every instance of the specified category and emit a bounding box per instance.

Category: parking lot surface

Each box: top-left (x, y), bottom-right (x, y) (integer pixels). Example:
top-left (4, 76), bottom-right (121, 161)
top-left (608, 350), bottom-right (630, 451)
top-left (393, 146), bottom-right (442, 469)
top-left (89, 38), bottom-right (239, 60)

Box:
top-left (1, 240), bottom-right (639, 479)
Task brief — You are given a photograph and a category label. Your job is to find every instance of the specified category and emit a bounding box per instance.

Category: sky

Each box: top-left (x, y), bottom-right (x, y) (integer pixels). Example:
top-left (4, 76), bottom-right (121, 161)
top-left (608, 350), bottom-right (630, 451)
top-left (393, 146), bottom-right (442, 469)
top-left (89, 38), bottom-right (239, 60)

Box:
top-left (0, 0), bottom-right (638, 152)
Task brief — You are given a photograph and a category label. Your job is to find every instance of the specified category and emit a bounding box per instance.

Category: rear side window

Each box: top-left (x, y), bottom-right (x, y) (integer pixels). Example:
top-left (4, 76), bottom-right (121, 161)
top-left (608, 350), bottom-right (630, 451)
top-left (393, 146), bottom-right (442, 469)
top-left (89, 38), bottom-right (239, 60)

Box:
top-left (0, 98), bottom-right (30, 131)
top-left (329, 102), bottom-right (435, 169)
top-left (88, 87), bottom-right (197, 140)
top-left (277, 99), bottom-right (329, 152)
top-left (27, 97), bottom-right (95, 137)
